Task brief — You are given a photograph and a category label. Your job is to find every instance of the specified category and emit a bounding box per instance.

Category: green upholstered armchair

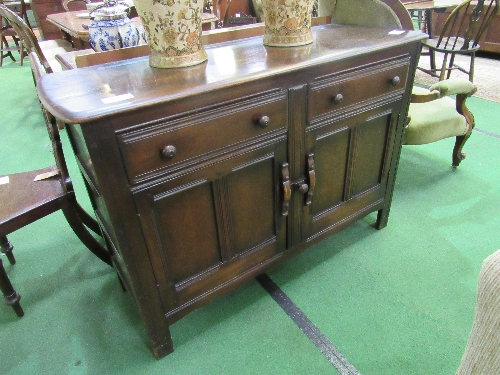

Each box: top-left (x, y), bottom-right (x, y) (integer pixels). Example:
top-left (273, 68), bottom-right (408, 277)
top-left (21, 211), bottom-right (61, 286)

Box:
top-left (403, 79), bottom-right (477, 168)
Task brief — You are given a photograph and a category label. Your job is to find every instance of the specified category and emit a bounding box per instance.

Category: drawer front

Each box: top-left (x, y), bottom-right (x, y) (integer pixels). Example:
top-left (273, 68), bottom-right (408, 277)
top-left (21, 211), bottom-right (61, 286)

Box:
top-left (308, 58), bottom-right (409, 122)
top-left (117, 90), bottom-right (287, 184)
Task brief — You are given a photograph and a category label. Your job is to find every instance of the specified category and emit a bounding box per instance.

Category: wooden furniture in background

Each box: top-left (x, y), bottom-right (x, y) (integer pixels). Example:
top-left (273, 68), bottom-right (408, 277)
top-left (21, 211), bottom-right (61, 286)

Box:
top-left (432, 0), bottom-right (500, 53)
top-left (0, 5), bottom-right (74, 79)
top-left (403, 0), bottom-right (463, 36)
top-left (0, 0), bottom-right (30, 66)
top-left (0, 100), bottom-right (111, 317)
top-left (45, 10), bottom-right (218, 49)
top-left (419, 0), bottom-right (499, 81)
top-left (30, 0), bottom-right (65, 40)
top-left (37, 24), bottom-right (425, 359)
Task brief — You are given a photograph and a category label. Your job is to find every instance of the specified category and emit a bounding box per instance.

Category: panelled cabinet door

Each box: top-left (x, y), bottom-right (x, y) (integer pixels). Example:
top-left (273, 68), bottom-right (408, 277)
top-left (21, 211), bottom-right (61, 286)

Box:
top-left (132, 139), bottom-right (288, 313)
top-left (303, 102), bottom-right (401, 242)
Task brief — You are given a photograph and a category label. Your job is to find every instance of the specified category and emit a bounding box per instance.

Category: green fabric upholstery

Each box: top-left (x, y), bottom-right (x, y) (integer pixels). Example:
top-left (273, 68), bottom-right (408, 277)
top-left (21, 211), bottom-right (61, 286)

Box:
top-left (429, 79), bottom-right (476, 98)
top-left (330, 0), bottom-right (402, 29)
top-left (405, 78), bottom-right (476, 146)
top-left (405, 96), bottom-right (468, 145)
top-left (404, 78), bottom-right (476, 167)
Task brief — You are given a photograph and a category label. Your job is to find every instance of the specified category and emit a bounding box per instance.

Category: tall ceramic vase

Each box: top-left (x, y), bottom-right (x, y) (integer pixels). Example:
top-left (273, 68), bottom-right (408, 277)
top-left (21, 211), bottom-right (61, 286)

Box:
top-left (133, 0), bottom-right (207, 68)
top-left (262, 0), bottom-right (315, 47)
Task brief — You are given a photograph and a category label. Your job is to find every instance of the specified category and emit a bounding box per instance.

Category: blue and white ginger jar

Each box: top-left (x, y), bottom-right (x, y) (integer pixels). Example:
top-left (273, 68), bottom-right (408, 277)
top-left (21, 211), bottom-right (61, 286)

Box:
top-left (88, 0), bottom-right (139, 52)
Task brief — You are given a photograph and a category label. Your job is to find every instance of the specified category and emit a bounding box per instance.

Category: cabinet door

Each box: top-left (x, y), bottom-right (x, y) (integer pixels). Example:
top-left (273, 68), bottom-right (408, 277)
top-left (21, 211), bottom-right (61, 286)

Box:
top-left (303, 103), bottom-right (400, 242)
top-left (132, 139), bottom-right (287, 314)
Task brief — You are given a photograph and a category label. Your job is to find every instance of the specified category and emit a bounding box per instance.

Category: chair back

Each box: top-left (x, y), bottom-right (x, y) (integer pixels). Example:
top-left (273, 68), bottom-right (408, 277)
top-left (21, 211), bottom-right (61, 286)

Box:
top-left (1, 0), bottom-right (31, 28)
top-left (0, 5), bottom-right (52, 73)
top-left (437, 0), bottom-right (499, 52)
top-left (41, 106), bottom-right (74, 194)
top-left (62, 0), bottom-right (90, 11)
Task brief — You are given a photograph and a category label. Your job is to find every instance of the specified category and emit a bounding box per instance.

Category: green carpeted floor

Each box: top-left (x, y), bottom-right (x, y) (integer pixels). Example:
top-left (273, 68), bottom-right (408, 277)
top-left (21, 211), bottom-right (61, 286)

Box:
top-left (1, 56), bottom-right (499, 375)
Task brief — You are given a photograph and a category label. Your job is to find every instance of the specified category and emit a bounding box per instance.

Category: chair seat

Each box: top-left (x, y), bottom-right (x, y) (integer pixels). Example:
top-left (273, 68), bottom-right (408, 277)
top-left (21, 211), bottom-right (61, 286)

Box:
top-left (0, 165), bottom-right (66, 235)
top-left (405, 87), bottom-right (469, 145)
top-left (423, 36), bottom-right (480, 54)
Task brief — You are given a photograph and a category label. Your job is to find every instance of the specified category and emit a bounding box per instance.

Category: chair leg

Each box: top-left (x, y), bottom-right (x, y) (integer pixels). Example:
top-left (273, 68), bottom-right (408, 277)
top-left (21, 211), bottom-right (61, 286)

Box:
top-left (0, 236), bottom-right (16, 265)
top-left (1, 35), bottom-right (17, 67)
top-left (469, 52), bottom-right (475, 82)
top-left (429, 47), bottom-right (436, 72)
top-left (452, 133), bottom-right (472, 168)
top-left (74, 203), bottom-right (102, 236)
top-left (439, 53), bottom-right (449, 81)
top-left (62, 206), bottom-right (112, 267)
top-left (0, 258), bottom-right (24, 317)
top-left (447, 54), bottom-right (455, 80)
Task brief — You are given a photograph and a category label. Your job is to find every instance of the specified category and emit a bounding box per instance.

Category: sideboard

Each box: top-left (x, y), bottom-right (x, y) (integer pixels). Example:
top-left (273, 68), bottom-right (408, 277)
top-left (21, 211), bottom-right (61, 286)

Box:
top-left (37, 24), bottom-right (425, 359)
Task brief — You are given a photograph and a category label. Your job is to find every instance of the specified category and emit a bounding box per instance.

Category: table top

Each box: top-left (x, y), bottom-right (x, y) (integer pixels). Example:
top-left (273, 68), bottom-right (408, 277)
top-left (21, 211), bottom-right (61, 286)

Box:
top-left (38, 24), bottom-right (426, 124)
top-left (403, 0), bottom-right (462, 10)
top-left (46, 11), bottom-right (219, 40)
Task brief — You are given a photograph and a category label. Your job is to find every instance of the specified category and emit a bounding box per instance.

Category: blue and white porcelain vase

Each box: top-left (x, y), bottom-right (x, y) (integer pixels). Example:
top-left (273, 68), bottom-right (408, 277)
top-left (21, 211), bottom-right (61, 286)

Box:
top-left (88, 0), bottom-right (140, 52)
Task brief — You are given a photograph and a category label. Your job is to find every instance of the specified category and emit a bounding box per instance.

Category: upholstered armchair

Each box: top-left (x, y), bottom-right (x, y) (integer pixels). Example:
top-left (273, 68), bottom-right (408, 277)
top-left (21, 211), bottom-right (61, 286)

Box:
top-left (403, 79), bottom-right (477, 167)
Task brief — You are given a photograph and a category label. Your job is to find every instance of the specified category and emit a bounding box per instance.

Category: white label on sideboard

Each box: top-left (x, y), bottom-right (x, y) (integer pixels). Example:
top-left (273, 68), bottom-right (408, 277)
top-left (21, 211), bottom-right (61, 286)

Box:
top-left (102, 93), bottom-right (134, 104)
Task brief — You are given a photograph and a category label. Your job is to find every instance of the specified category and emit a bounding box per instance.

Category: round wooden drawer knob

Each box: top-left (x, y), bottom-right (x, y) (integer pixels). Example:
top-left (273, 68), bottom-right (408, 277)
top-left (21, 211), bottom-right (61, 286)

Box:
top-left (332, 93), bottom-right (344, 105)
top-left (390, 76), bottom-right (401, 86)
top-left (257, 115), bottom-right (270, 128)
top-left (162, 145), bottom-right (177, 160)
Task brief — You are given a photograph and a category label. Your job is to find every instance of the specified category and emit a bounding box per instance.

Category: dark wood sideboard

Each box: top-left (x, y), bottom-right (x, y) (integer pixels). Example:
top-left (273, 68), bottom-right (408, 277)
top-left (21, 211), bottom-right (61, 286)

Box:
top-left (37, 24), bottom-right (425, 359)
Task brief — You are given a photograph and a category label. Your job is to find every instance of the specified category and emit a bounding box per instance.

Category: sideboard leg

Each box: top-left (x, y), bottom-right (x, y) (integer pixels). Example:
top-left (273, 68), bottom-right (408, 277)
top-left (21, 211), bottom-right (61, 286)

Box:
top-left (375, 208), bottom-right (389, 230)
top-left (151, 334), bottom-right (175, 360)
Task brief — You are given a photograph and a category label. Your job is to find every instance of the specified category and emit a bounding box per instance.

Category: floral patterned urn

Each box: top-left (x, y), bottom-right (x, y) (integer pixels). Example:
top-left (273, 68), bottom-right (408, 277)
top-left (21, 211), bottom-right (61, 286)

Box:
top-left (263, 0), bottom-right (315, 47)
top-left (88, 0), bottom-right (140, 52)
top-left (133, 0), bottom-right (207, 68)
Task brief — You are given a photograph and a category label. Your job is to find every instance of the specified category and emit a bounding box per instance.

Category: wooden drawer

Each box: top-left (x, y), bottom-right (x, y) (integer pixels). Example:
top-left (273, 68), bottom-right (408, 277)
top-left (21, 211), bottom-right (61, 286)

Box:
top-left (117, 90), bottom-right (287, 184)
top-left (308, 58), bottom-right (409, 122)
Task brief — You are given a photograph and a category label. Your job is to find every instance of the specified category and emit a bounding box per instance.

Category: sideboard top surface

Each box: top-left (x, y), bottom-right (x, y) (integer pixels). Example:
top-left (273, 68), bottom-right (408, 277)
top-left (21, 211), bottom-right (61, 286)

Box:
top-left (37, 24), bottom-right (425, 124)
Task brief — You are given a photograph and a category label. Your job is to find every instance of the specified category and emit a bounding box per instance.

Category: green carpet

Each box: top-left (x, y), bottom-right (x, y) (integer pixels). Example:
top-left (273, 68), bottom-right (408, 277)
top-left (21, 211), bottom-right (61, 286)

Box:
top-left (1, 58), bottom-right (499, 375)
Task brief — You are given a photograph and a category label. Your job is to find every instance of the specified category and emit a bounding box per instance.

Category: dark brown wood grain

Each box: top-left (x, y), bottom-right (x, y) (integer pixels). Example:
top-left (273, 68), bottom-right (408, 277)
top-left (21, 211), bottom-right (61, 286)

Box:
top-left (37, 24), bottom-right (426, 359)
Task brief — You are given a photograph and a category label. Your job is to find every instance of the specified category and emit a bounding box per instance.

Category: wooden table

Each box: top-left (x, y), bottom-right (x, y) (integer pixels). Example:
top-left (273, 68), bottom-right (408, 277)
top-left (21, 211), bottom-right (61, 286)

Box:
top-left (403, 0), bottom-right (462, 36)
top-left (37, 24), bottom-right (426, 359)
top-left (46, 10), bottom-right (219, 49)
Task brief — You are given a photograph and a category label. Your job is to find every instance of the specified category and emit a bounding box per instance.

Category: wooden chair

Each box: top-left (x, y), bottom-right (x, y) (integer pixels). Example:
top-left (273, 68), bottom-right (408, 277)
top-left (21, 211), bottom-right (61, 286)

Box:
top-left (418, 0), bottom-right (499, 82)
top-left (0, 5), bottom-right (24, 66)
top-left (0, 4), bottom-right (75, 79)
top-left (403, 78), bottom-right (477, 167)
top-left (0, 104), bottom-right (112, 317)
top-left (62, 0), bottom-right (91, 11)
top-left (2, 0), bottom-right (31, 27)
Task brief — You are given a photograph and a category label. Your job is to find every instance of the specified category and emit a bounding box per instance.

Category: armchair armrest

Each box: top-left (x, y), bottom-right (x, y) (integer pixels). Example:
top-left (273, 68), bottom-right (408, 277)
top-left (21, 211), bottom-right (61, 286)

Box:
top-left (411, 79), bottom-right (477, 104)
top-left (429, 79), bottom-right (477, 97)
